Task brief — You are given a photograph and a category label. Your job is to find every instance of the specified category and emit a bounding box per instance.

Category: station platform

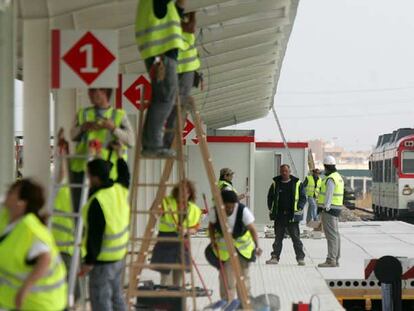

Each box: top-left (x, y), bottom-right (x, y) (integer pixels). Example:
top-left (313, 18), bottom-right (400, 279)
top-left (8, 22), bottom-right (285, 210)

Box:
top-left (138, 221), bottom-right (414, 310)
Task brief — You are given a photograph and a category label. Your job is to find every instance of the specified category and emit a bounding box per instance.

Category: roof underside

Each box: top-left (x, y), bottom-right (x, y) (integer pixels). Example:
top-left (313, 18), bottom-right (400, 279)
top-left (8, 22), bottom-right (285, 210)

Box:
top-left (17, 0), bottom-right (299, 128)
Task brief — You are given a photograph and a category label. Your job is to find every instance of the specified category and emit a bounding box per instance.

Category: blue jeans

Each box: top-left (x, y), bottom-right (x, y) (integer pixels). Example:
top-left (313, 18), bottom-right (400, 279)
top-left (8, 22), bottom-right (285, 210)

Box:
top-left (89, 261), bottom-right (127, 311)
top-left (142, 56), bottom-right (178, 150)
top-left (306, 196), bottom-right (318, 222)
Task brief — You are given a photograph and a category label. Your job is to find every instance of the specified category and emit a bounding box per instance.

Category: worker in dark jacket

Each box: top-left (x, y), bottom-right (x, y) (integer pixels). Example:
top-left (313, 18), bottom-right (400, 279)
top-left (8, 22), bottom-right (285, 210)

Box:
top-left (79, 146), bottom-right (130, 311)
top-left (266, 164), bottom-right (307, 265)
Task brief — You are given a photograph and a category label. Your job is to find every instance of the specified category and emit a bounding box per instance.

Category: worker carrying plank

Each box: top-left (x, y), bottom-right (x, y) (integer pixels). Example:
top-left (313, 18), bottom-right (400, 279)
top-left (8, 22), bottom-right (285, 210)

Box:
top-left (78, 146), bottom-right (130, 311)
top-left (150, 179), bottom-right (202, 286)
top-left (135, 0), bottom-right (188, 157)
top-left (207, 190), bottom-right (262, 301)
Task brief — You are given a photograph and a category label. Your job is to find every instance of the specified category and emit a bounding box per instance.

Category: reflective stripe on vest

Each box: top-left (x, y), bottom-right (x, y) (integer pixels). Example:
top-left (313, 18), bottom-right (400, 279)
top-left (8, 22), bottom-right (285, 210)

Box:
top-left (135, 1), bottom-right (185, 59)
top-left (158, 196), bottom-right (202, 233)
top-left (177, 32), bottom-right (200, 74)
top-left (305, 175), bottom-right (321, 197)
top-left (70, 107), bottom-right (127, 179)
top-left (51, 187), bottom-right (75, 255)
top-left (0, 214), bottom-right (67, 310)
top-left (317, 172), bottom-right (344, 207)
top-left (82, 183), bottom-right (130, 261)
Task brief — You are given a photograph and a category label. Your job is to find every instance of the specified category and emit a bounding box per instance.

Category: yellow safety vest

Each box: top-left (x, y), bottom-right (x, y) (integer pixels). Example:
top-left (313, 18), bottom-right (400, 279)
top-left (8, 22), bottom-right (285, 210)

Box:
top-left (51, 187), bottom-right (75, 255)
top-left (135, 0), bottom-right (185, 59)
top-left (270, 179), bottom-right (302, 221)
top-left (317, 172), bottom-right (344, 207)
top-left (217, 180), bottom-right (238, 194)
top-left (70, 107), bottom-right (127, 179)
top-left (82, 183), bottom-right (130, 261)
top-left (158, 196), bottom-right (202, 233)
top-left (305, 175), bottom-right (322, 198)
top-left (177, 32), bottom-right (200, 74)
top-left (0, 211), bottom-right (67, 311)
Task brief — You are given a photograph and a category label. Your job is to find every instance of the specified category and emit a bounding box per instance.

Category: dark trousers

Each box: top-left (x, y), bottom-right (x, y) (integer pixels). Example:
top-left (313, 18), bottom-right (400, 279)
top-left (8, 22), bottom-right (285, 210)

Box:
top-left (271, 219), bottom-right (305, 260)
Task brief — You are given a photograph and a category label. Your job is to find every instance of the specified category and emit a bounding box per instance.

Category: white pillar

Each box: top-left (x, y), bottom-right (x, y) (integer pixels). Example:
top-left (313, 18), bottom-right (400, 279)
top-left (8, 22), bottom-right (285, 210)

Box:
top-left (0, 1), bottom-right (15, 194)
top-left (55, 89), bottom-right (77, 150)
top-left (363, 177), bottom-right (367, 195)
top-left (23, 19), bottom-right (50, 188)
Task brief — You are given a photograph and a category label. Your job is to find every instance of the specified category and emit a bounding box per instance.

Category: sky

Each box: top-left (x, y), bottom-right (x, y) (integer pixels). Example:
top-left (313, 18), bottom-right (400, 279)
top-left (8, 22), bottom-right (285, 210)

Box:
top-left (14, 0), bottom-right (414, 151)
top-left (226, 0), bottom-right (414, 151)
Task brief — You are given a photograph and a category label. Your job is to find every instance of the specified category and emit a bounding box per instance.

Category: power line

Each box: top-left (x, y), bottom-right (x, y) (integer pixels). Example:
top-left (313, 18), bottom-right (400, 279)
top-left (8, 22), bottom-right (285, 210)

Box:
top-left (278, 85), bottom-right (414, 95)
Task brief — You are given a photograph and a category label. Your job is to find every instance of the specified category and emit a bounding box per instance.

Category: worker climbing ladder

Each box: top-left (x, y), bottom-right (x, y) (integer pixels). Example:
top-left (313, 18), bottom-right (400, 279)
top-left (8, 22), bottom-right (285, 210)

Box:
top-left (125, 91), bottom-right (252, 310)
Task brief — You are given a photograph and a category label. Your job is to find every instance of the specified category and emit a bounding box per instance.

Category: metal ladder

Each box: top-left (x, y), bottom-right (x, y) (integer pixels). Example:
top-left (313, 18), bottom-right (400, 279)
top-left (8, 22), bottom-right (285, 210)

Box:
top-left (47, 133), bottom-right (99, 309)
top-left (124, 93), bottom-right (252, 310)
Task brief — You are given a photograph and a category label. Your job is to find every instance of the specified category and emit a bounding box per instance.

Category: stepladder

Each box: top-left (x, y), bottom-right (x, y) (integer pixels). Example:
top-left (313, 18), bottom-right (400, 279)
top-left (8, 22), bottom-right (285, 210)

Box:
top-left (47, 129), bottom-right (103, 309)
top-left (124, 94), bottom-right (252, 310)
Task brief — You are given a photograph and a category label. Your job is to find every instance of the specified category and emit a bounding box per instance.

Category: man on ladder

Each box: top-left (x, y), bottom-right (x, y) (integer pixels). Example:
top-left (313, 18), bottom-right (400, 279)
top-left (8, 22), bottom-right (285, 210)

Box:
top-left (70, 88), bottom-right (134, 207)
top-left (78, 145), bottom-right (130, 311)
top-left (135, 0), bottom-right (187, 157)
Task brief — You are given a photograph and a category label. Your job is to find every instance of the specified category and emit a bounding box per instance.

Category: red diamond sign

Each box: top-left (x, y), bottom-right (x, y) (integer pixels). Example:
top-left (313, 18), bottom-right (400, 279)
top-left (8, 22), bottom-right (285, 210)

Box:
top-left (183, 118), bottom-right (195, 139)
top-left (62, 32), bottom-right (115, 85)
top-left (51, 30), bottom-right (118, 88)
top-left (123, 75), bottom-right (152, 110)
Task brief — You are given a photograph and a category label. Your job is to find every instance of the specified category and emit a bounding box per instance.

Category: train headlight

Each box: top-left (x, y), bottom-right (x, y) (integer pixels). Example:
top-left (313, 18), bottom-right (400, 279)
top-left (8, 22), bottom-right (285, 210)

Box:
top-left (402, 185), bottom-right (413, 195)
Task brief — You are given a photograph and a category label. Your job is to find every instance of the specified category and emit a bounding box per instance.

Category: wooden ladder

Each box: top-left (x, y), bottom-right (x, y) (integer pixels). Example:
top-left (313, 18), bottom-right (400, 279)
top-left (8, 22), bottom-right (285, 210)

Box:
top-left (125, 94), bottom-right (252, 310)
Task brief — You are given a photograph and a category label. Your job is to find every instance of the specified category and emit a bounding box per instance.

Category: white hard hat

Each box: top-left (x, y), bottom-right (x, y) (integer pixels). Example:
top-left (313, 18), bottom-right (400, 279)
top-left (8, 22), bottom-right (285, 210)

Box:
top-left (323, 155), bottom-right (336, 165)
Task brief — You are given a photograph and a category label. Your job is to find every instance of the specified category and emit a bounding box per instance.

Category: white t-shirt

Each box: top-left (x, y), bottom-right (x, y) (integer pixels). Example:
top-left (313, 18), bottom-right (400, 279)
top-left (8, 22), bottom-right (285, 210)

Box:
top-left (209, 203), bottom-right (255, 233)
top-left (1, 218), bottom-right (50, 260)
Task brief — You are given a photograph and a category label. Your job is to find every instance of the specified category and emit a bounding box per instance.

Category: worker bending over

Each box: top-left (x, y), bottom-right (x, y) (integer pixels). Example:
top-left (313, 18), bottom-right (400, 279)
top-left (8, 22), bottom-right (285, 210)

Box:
top-left (317, 156), bottom-right (344, 268)
top-left (0, 179), bottom-right (67, 311)
top-left (135, 0), bottom-right (187, 157)
top-left (151, 180), bottom-right (202, 286)
top-left (79, 152), bottom-right (130, 311)
top-left (208, 190), bottom-right (262, 301)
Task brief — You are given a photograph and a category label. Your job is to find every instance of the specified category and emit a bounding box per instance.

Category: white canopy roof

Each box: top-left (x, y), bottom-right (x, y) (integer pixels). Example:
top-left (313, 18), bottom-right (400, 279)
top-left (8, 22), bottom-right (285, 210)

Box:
top-left (17, 0), bottom-right (299, 128)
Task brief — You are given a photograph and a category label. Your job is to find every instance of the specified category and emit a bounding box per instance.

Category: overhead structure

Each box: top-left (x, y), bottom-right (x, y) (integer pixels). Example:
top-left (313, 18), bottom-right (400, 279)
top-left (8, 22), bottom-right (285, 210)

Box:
top-left (17, 0), bottom-right (299, 128)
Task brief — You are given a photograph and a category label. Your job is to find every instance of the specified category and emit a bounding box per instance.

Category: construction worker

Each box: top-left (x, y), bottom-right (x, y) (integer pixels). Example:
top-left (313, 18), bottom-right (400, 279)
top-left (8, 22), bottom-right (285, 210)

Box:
top-left (70, 88), bottom-right (134, 209)
top-left (135, 0), bottom-right (187, 157)
top-left (163, 11), bottom-right (201, 148)
top-left (151, 179), bottom-right (202, 286)
top-left (0, 179), bottom-right (67, 311)
top-left (265, 164), bottom-right (307, 266)
top-left (218, 168), bottom-right (246, 201)
top-left (208, 190), bottom-right (262, 301)
top-left (303, 168), bottom-right (322, 223)
top-left (78, 153), bottom-right (130, 311)
top-left (317, 155), bottom-right (344, 268)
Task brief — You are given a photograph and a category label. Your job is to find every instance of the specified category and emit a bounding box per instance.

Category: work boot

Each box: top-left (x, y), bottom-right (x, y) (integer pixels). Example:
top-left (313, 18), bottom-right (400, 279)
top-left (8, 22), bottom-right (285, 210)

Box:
top-left (265, 256), bottom-right (279, 265)
top-left (318, 259), bottom-right (337, 268)
top-left (297, 259), bottom-right (305, 266)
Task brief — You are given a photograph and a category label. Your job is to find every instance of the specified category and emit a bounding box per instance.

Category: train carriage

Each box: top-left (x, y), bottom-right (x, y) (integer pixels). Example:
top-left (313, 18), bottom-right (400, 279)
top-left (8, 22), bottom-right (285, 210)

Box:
top-left (370, 128), bottom-right (414, 220)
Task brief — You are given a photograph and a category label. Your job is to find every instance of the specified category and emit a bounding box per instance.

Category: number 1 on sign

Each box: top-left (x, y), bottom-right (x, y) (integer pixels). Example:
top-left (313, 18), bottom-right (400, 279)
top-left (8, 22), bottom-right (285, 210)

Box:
top-left (80, 44), bottom-right (98, 73)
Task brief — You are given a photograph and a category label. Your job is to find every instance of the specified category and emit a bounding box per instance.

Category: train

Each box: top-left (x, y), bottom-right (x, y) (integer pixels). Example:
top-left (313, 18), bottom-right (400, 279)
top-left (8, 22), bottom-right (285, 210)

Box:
top-left (369, 128), bottom-right (414, 220)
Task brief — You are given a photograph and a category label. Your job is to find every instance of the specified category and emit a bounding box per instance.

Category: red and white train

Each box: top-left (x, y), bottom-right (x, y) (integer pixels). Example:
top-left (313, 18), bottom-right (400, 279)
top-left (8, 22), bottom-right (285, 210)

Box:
top-left (370, 128), bottom-right (414, 220)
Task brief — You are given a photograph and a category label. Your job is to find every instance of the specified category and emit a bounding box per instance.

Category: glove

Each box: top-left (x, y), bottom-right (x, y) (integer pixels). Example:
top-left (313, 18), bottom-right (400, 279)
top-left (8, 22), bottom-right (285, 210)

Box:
top-left (325, 205), bottom-right (331, 212)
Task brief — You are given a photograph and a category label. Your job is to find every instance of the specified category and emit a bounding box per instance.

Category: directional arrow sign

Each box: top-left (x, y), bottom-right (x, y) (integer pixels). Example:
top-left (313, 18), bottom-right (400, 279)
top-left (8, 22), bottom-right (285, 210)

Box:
top-left (116, 74), bottom-right (152, 111)
top-left (51, 30), bottom-right (118, 89)
top-left (183, 117), bottom-right (205, 145)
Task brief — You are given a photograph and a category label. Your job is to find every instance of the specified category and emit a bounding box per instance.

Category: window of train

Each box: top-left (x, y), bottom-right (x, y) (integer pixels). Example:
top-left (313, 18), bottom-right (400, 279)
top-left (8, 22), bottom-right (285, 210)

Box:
top-left (402, 151), bottom-right (414, 174)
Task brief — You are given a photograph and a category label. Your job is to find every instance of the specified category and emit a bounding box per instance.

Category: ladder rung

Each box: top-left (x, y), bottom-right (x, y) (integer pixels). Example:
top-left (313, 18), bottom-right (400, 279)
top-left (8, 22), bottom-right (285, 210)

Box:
top-left (132, 289), bottom-right (193, 298)
top-left (133, 183), bottom-right (176, 187)
top-left (131, 237), bottom-right (186, 243)
top-left (54, 154), bottom-right (90, 159)
top-left (52, 212), bottom-right (81, 218)
top-left (54, 183), bottom-right (87, 189)
top-left (132, 209), bottom-right (189, 215)
top-left (133, 263), bottom-right (187, 270)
